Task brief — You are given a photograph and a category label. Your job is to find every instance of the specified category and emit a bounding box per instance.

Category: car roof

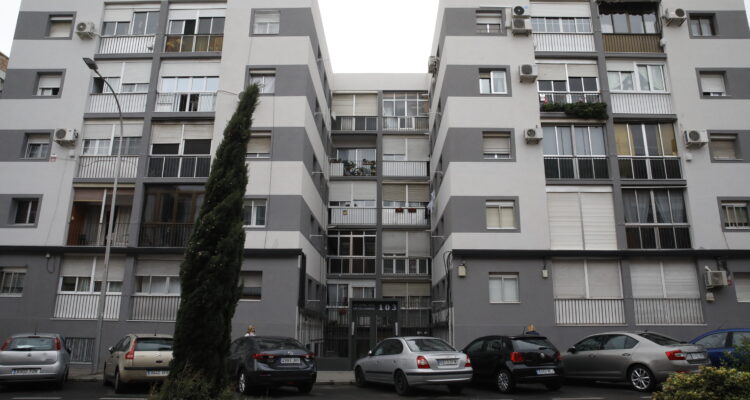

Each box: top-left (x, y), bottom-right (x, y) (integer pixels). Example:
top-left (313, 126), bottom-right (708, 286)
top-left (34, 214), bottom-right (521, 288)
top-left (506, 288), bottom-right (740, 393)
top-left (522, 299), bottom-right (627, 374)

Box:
top-left (691, 328), bottom-right (750, 340)
top-left (10, 333), bottom-right (61, 338)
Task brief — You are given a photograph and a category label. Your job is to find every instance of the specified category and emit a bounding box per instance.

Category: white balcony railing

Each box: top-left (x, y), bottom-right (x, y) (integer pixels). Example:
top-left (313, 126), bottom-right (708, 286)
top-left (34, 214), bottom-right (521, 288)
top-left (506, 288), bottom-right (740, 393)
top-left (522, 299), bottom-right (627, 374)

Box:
top-left (533, 33), bottom-right (596, 52)
top-left (382, 208), bottom-right (428, 225)
top-left (382, 161), bottom-right (428, 177)
top-left (329, 207), bottom-right (377, 225)
top-left (634, 298), bottom-right (704, 325)
top-left (611, 93), bottom-right (673, 115)
top-left (131, 295), bottom-right (180, 321)
top-left (98, 35), bottom-right (156, 54)
top-left (88, 93), bottom-right (148, 114)
top-left (155, 92), bottom-right (217, 113)
top-left (554, 298), bottom-right (626, 326)
top-left (77, 156), bottom-right (139, 179)
top-left (53, 293), bottom-right (121, 320)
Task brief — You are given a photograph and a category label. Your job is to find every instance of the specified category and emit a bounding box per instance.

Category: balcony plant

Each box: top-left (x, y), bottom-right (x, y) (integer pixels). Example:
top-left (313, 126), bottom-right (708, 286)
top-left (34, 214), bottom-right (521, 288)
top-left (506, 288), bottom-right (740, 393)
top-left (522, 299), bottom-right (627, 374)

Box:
top-left (540, 101), bottom-right (608, 120)
top-left (395, 207), bottom-right (405, 213)
top-left (408, 208), bottom-right (417, 213)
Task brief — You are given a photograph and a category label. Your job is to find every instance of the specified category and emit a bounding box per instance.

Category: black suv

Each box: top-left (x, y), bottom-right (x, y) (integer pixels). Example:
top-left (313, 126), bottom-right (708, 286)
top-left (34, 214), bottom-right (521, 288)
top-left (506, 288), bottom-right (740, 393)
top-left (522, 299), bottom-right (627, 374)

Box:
top-left (226, 336), bottom-right (317, 394)
top-left (463, 335), bottom-right (564, 393)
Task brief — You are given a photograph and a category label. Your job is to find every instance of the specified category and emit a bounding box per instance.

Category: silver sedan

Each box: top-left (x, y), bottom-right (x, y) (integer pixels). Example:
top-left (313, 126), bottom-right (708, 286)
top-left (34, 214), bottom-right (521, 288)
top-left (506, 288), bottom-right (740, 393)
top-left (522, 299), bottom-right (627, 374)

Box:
top-left (563, 331), bottom-right (709, 392)
top-left (0, 333), bottom-right (70, 388)
top-left (354, 336), bottom-right (472, 395)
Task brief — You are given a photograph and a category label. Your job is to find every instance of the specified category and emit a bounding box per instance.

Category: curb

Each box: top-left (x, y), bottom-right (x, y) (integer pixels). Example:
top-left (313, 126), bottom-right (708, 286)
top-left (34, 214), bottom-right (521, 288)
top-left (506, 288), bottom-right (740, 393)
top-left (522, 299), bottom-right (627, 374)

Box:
top-left (69, 376), bottom-right (355, 385)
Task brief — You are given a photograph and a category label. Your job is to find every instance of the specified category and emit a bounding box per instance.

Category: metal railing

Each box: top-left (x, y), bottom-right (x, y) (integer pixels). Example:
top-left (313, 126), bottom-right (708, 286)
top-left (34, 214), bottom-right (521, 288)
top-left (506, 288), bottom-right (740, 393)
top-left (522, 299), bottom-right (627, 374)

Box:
top-left (329, 160), bottom-right (377, 176)
top-left (77, 155), bottom-right (139, 179)
top-left (88, 93), bottom-right (147, 113)
top-left (155, 92), bottom-right (217, 112)
top-left (328, 207), bottom-right (377, 225)
top-left (130, 295), bottom-right (180, 321)
top-left (67, 222), bottom-right (130, 247)
top-left (53, 293), bottom-right (120, 320)
top-left (539, 92), bottom-right (601, 107)
top-left (382, 208), bottom-right (428, 225)
top-left (382, 161), bottom-right (428, 177)
top-left (382, 258), bottom-right (431, 277)
top-left (382, 116), bottom-right (429, 132)
top-left (533, 33), bottom-right (596, 52)
top-left (98, 35), bottom-right (155, 54)
top-left (332, 116), bottom-right (378, 132)
top-left (164, 34), bottom-right (223, 52)
top-left (603, 34), bottom-right (662, 53)
top-left (611, 93), bottom-right (673, 114)
top-left (554, 298), bottom-right (626, 326)
top-left (147, 156), bottom-right (211, 178)
top-left (618, 156), bottom-right (682, 180)
top-left (634, 298), bottom-right (704, 325)
top-left (626, 225), bottom-right (692, 249)
top-left (544, 156), bottom-right (609, 180)
top-left (139, 223), bottom-right (195, 247)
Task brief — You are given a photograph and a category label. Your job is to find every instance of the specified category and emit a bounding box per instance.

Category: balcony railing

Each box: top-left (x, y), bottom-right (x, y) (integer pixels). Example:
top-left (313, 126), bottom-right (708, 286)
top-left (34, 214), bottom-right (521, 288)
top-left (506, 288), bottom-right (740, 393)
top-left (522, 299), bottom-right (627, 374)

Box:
top-left (147, 156), bottom-right (211, 178)
top-left (533, 33), bottom-right (596, 52)
top-left (164, 34), bottom-right (223, 53)
top-left (382, 116), bottom-right (429, 132)
top-left (67, 222), bottom-right (130, 247)
top-left (53, 293), bottom-right (121, 320)
top-left (98, 35), bottom-right (155, 54)
top-left (634, 298), bottom-right (704, 325)
top-left (611, 93), bottom-right (673, 114)
top-left (332, 116), bottom-right (378, 132)
top-left (140, 223), bottom-right (195, 247)
top-left (77, 155), bottom-right (139, 179)
top-left (155, 92), bottom-right (217, 113)
top-left (382, 208), bottom-right (428, 225)
top-left (618, 156), bottom-right (681, 180)
top-left (131, 295), bottom-right (180, 321)
top-left (626, 225), bottom-right (691, 249)
top-left (330, 160), bottom-right (377, 177)
top-left (544, 156), bottom-right (609, 180)
top-left (603, 34), bottom-right (662, 53)
top-left (328, 207), bottom-right (377, 225)
top-left (382, 161), bottom-right (428, 177)
top-left (554, 298), bottom-right (626, 326)
top-left (88, 93), bottom-right (147, 114)
top-left (539, 93), bottom-right (601, 107)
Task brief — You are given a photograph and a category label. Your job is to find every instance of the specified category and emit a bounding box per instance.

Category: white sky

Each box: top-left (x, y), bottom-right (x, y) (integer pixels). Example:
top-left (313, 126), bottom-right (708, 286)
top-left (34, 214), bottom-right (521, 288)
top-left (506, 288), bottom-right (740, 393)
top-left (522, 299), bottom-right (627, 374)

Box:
top-left (1, 0), bottom-right (749, 72)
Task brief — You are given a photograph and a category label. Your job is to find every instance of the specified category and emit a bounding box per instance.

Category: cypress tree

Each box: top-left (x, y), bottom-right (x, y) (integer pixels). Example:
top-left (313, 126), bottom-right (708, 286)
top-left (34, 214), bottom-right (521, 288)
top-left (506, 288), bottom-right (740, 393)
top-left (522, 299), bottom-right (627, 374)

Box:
top-left (154, 85), bottom-right (259, 399)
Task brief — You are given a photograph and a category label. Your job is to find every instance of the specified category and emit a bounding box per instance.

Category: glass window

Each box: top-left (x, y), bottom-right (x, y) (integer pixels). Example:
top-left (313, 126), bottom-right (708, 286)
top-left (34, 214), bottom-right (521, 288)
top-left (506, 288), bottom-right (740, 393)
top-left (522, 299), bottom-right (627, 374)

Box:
top-left (243, 199), bottom-right (267, 227)
top-left (575, 336), bottom-right (602, 352)
top-left (249, 72), bottom-right (275, 94)
top-left (690, 16), bottom-right (715, 37)
top-left (695, 332), bottom-right (728, 348)
top-left (36, 73), bottom-right (62, 96)
top-left (483, 132), bottom-right (512, 159)
top-left (0, 269), bottom-right (25, 295)
top-left (254, 10), bottom-right (280, 34)
top-left (489, 273), bottom-right (519, 303)
top-left (183, 139), bottom-right (211, 155)
top-left (465, 340), bottom-right (484, 353)
top-left (476, 10), bottom-right (503, 33)
top-left (479, 70), bottom-right (507, 94)
top-left (405, 338), bottom-right (455, 352)
top-left (486, 201), bottom-right (516, 229)
top-left (602, 335), bottom-right (638, 350)
top-left (722, 202), bottom-right (749, 229)
top-left (700, 72), bottom-right (727, 96)
top-left (14, 199), bottom-right (39, 224)
top-left (47, 16), bottom-right (73, 38)
top-left (25, 135), bottom-right (50, 159)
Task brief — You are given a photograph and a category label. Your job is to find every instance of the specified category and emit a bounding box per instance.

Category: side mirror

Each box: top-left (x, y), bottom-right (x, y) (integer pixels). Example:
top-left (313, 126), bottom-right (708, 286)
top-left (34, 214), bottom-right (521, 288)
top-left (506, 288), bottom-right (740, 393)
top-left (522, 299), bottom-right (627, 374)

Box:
top-left (108, 346), bottom-right (114, 354)
top-left (367, 350), bottom-right (373, 357)
top-left (567, 346), bottom-right (576, 354)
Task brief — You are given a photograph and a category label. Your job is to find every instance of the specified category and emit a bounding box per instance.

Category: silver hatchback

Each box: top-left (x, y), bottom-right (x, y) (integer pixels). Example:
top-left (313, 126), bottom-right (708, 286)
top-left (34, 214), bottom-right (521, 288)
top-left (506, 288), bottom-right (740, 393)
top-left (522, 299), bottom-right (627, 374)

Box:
top-left (0, 333), bottom-right (70, 388)
top-left (353, 336), bottom-right (472, 396)
top-left (563, 331), bottom-right (709, 392)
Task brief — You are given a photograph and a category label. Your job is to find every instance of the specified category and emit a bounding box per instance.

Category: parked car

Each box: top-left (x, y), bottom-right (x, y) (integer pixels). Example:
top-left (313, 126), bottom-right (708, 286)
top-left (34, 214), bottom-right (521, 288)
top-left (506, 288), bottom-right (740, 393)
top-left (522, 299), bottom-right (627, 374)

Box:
top-left (690, 328), bottom-right (750, 367)
top-left (226, 336), bottom-right (316, 394)
top-left (0, 333), bottom-right (70, 388)
top-left (353, 336), bottom-right (472, 396)
top-left (462, 335), bottom-right (564, 393)
top-left (103, 334), bottom-right (173, 393)
top-left (563, 331), bottom-right (709, 392)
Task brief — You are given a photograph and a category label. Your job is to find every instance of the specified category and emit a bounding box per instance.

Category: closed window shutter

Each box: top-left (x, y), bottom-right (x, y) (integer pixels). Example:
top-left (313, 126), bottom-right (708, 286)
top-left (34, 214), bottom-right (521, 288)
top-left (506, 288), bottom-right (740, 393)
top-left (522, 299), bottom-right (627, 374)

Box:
top-left (476, 12), bottom-right (502, 25)
top-left (567, 64), bottom-right (598, 77)
top-left (547, 192), bottom-right (584, 249)
top-left (332, 94), bottom-right (354, 116)
top-left (93, 257), bottom-right (126, 281)
top-left (383, 231), bottom-right (406, 254)
top-left (354, 94), bottom-right (378, 116)
top-left (38, 74), bottom-right (62, 88)
top-left (406, 138), bottom-right (430, 160)
top-left (663, 261), bottom-right (700, 298)
top-left (183, 124), bottom-right (213, 139)
top-left (486, 206), bottom-right (501, 228)
top-left (711, 137), bottom-right (737, 159)
top-left (580, 192), bottom-right (617, 250)
top-left (552, 261), bottom-right (586, 298)
top-left (700, 73), bottom-right (725, 93)
top-left (538, 64), bottom-right (567, 81)
top-left (60, 257), bottom-right (95, 277)
top-left (735, 273), bottom-right (750, 302)
top-left (489, 278), bottom-right (503, 302)
top-left (352, 182), bottom-right (376, 201)
top-left (587, 261), bottom-right (622, 298)
top-left (383, 184), bottom-right (406, 202)
top-left (483, 133), bottom-right (510, 154)
top-left (151, 124), bottom-right (182, 144)
top-left (255, 11), bottom-right (279, 24)
top-left (241, 271), bottom-right (262, 287)
top-left (328, 182), bottom-right (351, 202)
top-left (408, 283), bottom-right (430, 297)
top-left (407, 185), bottom-right (429, 202)
top-left (407, 231), bottom-right (430, 257)
top-left (247, 135), bottom-right (271, 154)
top-left (499, 204), bottom-right (515, 228)
top-left (382, 282), bottom-right (408, 297)
top-left (630, 261), bottom-right (664, 298)
top-left (383, 137), bottom-right (406, 155)
top-left (122, 62), bottom-right (152, 84)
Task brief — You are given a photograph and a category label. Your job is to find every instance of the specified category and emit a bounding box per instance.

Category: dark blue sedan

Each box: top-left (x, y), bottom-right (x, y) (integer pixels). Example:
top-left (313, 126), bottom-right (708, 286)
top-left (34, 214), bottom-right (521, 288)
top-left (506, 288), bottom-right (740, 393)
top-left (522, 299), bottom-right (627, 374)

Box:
top-left (690, 329), bottom-right (750, 367)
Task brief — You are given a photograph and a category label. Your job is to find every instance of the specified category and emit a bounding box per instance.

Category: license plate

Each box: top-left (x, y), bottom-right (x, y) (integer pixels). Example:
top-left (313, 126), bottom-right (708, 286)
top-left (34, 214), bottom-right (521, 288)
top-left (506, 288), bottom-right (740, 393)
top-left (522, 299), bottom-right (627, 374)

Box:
top-left (437, 358), bottom-right (458, 366)
top-left (688, 353), bottom-right (706, 360)
top-left (147, 370), bottom-right (169, 376)
top-left (12, 369), bottom-right (41, 375)
top-left (536, 369), bottom-right (556, 375)
top-left (280, 357), bottom-right (301, 364)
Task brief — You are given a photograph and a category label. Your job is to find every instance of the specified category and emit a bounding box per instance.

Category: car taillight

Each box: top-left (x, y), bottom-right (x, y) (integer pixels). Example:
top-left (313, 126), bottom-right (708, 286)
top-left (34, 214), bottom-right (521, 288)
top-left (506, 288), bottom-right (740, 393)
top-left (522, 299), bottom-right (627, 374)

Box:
top-left (0, 337), bottom-right (11, 351)
top-left (304, 353), bottom-right (316, 360)
top-left (54, 337), bottom-right (62, 351)
top-left (510, 352), bottom-right (524, 363)
top-left (554, 351), bottom-right (562, 361)
top-left (253, 353), bottom-right (275, 362)
top-left (666, 350), bottom-right (686, 361)
top-left (416, 355), bottom-right (430, 369)
top-left (124, 339), bottom-right (137, 360)
top-left (465, 356), bottom-right (472, 368)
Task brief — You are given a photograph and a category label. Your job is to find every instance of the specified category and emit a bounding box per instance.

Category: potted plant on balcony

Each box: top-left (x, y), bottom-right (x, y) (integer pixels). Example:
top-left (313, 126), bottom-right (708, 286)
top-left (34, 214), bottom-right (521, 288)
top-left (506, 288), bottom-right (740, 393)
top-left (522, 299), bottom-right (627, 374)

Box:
top-left (395, 207), bottom-right (405, 213)
top-left (407, 208), bottom-right (417, 213)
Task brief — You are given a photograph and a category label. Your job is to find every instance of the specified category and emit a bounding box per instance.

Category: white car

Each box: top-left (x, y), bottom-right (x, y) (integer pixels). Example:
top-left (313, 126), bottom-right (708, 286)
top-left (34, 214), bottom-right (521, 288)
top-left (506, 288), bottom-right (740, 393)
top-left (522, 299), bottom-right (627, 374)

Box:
top-left (0, 333), bottom-right (70, 388)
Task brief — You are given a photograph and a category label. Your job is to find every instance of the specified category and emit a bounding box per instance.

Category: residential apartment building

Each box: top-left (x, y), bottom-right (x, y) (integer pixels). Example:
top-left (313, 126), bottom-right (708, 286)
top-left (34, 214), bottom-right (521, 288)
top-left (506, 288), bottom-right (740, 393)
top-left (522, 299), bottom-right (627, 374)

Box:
top-left (0, 0), bottom-right (748, 368)
top-left (0, 51), bottom-right (8, 92)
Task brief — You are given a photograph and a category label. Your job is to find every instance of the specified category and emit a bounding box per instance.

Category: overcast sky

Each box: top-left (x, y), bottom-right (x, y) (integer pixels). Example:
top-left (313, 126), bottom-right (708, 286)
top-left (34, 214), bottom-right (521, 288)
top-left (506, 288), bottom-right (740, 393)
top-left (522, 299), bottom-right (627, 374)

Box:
top-left (1, 0), bottom-right (749, 72)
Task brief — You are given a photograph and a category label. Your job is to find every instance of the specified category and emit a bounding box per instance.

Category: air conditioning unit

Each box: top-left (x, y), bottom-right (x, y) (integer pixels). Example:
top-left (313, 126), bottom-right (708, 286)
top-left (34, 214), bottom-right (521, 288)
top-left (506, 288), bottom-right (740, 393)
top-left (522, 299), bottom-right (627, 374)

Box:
top-left (512, 16), bottom-right (532, 35)
top-left (512, 5), bottom-right (527, 17)
top-left (75, 22), bottom-right (96, 39)
top-left (685, 130), bottom-right (708, 148)
top-left (524, 128), bottom-right (541, 144)
top-left (705, 270), bottom-right (729, 289)
top-left (519, 64), bottom-right (538, 83)
top-left (664, 8), bottom-right (687, 26)
top-left (428, 56), bottom-right (440, 75)
top-left (54, 128), bottom-right (78, 146)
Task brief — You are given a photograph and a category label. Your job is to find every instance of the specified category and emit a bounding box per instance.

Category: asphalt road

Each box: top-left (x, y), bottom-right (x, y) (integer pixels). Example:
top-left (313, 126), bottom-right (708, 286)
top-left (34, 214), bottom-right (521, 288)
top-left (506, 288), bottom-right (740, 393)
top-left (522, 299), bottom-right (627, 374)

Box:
top-left (0, 381), bottom-right (654, 400)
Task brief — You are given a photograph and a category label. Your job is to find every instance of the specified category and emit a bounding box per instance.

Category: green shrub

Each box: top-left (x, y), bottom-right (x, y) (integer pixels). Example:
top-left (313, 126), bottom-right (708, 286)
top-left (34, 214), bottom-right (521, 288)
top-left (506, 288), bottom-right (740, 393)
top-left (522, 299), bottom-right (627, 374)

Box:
top-left (724, 337), bottom-right (750, 372)
top-left (149, 368), bottom-right (236, 400)
top-left (540, 102), bottom-right (608, 120)
top-left (652, 367), bottom-right (750, 400)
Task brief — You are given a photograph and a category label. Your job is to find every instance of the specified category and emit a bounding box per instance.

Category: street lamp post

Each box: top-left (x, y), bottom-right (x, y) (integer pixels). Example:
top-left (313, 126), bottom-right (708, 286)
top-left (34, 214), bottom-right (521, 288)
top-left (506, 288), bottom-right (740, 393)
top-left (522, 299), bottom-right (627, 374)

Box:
top-left (83, 57), bottom-right (125, 373)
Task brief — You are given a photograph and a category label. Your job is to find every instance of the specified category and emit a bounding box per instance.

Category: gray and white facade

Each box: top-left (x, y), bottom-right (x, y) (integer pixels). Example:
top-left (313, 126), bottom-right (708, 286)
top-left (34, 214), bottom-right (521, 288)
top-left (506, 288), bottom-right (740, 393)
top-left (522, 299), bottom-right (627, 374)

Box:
top-left (0, 0), bottom-right (749, 368)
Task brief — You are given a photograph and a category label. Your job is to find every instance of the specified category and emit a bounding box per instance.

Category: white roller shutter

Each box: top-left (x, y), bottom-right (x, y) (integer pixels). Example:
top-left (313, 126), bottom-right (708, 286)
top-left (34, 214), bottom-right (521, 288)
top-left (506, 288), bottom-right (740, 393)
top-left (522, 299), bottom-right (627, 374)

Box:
top-left (103, 8), bottom-right (134, 21)
top-left (383, 231), bottom-right (407, 254)
top-left (382, 282), bottom-right (408, 297)
top-left (408, 232), bottom-right (430, 257)
top-left (61, 256), bottom-right (95, 277)
top-left (93, 257), bottom-right (125, 281)
top-left (38, 74), bottom-right (62, 88)
top-left (538, 64), bottom-right (568, 81)
top-left (332, 94), bottom-right (354, 116)
top-left (663, 261), bottom-right (700, 298)
top-left (183, 124), bottom-right (213, 139)
top-left (407, 185), bottom-right (429, 203)
top-left (700, 73), bottom-right (726, 94)
top-left (122, 62), bottom-right (152, 84)
top-left (151, 124), bottom-right (183, 144)
top-left (247, 134), bottom-right (271, 154)
top-left (328, 182), bottom-right (351, 202)
top-left (383, 137), bottom-right (406, 155)
top-left (587, 260), bottom-right (622, 298)
top-left (580, 192), bottom-right (616, 250)
top-left (167, 9), bottom-right (198, 20)
top-left (530, 2), bottom-right (591, 17)
top-left (552, 260), bottom-right (586, 298)
top-left (483, 133), bottom-right (511, 154)
top-left (567, 64), bottom-right (599, 77)
top-left (406, 138), bottom-right (430, 160)
top-left (135, 258), bottom-right (181, 276)
top-left (630, 261), bottom-right (664, 298)
top-left (160, 61), bottom-right (220, 77)
top-left (196, 8), bottom-right (226, 18)
top-left (352, 182), bottom-right (376, 201)
top-left (83, 123), bottom-right (116, 139)
top-left (240, 271), bottom-right (262, 286)
top-left (408, 283), bottom-right (431, 297)
top-left (383, 184), bottom-right (406, 202)
top-left (607, 61), bottom-right (635, 72)
top-left (547, 192), bottom-right (584, 249)
top-left (735, 273), bottom-right (750, 302)
top-left (354, 94), bottom-right (378, 116)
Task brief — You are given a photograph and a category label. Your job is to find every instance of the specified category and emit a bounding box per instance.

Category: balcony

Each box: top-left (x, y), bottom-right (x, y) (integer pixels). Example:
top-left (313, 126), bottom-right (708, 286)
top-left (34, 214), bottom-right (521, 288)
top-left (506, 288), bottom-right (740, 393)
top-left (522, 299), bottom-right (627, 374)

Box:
top-left (98, 35), bottom-right (155, 54)
top-left (544, 156), bottom-right (609, 180)
top-left (330, 160), bottom-right (376, 177)
top-left (139, 223), bottom-right (195, 247)
top-left (382, 161), bottom-right (428, 178)
top-left (533, 33), bottom-right (595, 53)
top-left (155, 92), bottom-right (216, 113)
top-left (603, 34), bottom-right (662, 53)
top-left (610, 93), bottom-right (673, 115)
top-left (618, 157), bottom-right (681, 180)
top-left (382, 257), bottom-right (431, 278)
top-left (87, 93), bottom-right (147, 114)
top-left (382, 116), bottom-right (429, 132)
top-left (626, 225), bottom-right (691, 249)
top-left (328, 207), bottom-right (376, 225)
top-left (382, 207), bottom-right (428, 226)
top-left (147, 156), bottom-right (211, 178)
top-left (332, 116), bottom-right (378, 132)
top-left (131, 295), bottom-right (180, 321)
top-left (67, 222), bottom-right (130, 247)
top-left (634, 298), bottom-right (704, 325)
top-left (164, 34), bottom-right (223, 53)
top-left (539, 93), bottom-right (601, 108)
top-left (554, 298), bottom-right (626, 326)
top-left (77, 156), bottom-right (139, 179)
top-left (53, 293), bottom-right (121, 320)
top-left (327, 257), bottom-right (376, 275)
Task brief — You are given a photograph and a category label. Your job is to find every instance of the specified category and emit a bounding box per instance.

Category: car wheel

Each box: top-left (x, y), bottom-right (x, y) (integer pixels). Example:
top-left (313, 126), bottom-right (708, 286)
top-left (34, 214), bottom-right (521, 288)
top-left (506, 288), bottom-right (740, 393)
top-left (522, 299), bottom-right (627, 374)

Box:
top-left (545, 379), bottom-right (563, 391)
top-left (447, 384), bottom-right (463, 395)
top-left (628, 365), bottom-right (656, 392)
top-left (237, 369), bottom-right (251, 395)
top-left (298, 383), bottom-right (314, 394)
top-left (54, 369), bottom-right (68, 389)
top-left (113, 369), bottom-right (126, 394)
top-left (355, 367), bottom-right (367, 388)
top-left (495, 369), bottom-right (516, 393)
top-left (394, 370), bottom-right (411, 396)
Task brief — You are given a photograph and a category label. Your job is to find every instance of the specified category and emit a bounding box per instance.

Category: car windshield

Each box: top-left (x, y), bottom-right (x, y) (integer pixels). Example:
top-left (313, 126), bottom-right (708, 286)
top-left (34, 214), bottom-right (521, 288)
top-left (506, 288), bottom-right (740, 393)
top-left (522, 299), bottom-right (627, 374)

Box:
top-left (8, 337), bottom-right (55, 351)
top-left (513, 337), bottom-right (555, 351)
top-left (639, 333), bottom-right (681, 346)
top-left (255, 338), bottom-right (306, 351)
top-left (135, 338), bottom-right (173, 351)
top-left (405, 338), bottom-right (455, 352)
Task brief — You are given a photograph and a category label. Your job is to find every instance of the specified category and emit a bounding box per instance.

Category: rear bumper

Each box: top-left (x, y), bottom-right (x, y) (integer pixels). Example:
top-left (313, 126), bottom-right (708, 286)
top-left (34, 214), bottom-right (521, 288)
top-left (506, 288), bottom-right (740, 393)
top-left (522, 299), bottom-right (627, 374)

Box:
top-left (404, 368), bottom-right (473, 386)
top-left (246, 370), bottom-right (317, 386)
top-left (653, 363), bottom-right (706, 382)
top-left (511, 365), bottom-right (565, 384)
top-left (0, 363), bottom-right (66, 383)
top-left (121, 367), bottom-right (170, 383)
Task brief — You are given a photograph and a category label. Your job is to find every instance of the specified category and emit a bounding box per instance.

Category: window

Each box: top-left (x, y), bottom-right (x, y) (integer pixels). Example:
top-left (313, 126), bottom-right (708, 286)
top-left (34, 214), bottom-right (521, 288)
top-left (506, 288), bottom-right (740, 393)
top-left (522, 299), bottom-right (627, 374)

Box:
top-left (547, 190), bottom-right (617, 250)
top-left (111, 137), bottom-right (141, 156)
top-left (91, 77), bottom-right (121, 94)
top-left (327, 230), bottom-right (376, 275)
top-left (121, 83), bottom-right (149, 93)
top-left (36, 73), bottom-right (62, 96)
top-left (83, 139), bottom-right (111, 156)
top-left (531, 17), bottom-right (591, 33)
top-left (183, 139), bottom-right (211, 155)
top-left (710, 135), bottom-right (739, 160)
top-left (602, 335), bottom-right (638, 350)
top-left (60, 276), bottom-right (121, 293)
top-left (253, 10), bottom-right (280, 34)
top-left (135, 276), bottom-right (180, 294)
top-left (735, 273), bottom-right (750, 302)
top-left (25, 134), bottom-right (50, 159)
top-left (247, 131), bottom-right (272, 158)
top-left (249, 71), bottom-right (275, 94)
top-left (721, 201), bottom-right (749, 229)
top-left (615, 123), bottom-right (677, 157)
top-left (543, 126), bottom-right (605, 157)
top-left (695, 332), bottom-right (728, 348)
top-left (630, 260), bottom-right (700, 300)
top-left (623, 189), bottom-right (690, 249)
top-left (352, 286), bottom-right (375, 299)
top-left (699, 72), bottom-right (727, 97)
top-left (479, 70), bottom-right (507, 94)
top-left (689, 16), bottom-right (715, 37)
top-left (599, 6), bottom-right (658, 34)
top-left (47, 16), bottom-right (73, 38)
top-left (243, 199), bottom-right (267, 227)
top-left (637, 65), bottom-right (666, 92)
top-left (240, 271), bottom-right (262, 300)
top-left (489, 273), bottom-right (519, 303)
top-left (159, 77), bottom-right (219, 93)
top-left (132, 12), bottom-right (160, 35)
top-left (327, 284), bottom-right (348, 307)
top-left (607, 71), bottom-right (635, 91)
top-left (553, 260), bottom-right (622, 299)
top-left (485, 200), bottom-right (516, 229)
top-left (483, 132), bottom-right (512, 159)
top-left (0, 268), bottom-right (25, 295)
top-left (382, 231), bottom-right (431, 275)
top-left (476, 10), bottom-right (503, 33)
top-left (165, 16), bottom-right (224, 52)
top-left (13, 199), bottom-right (39, 225)
top-left (102, 21), bottom-right (131, 36)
